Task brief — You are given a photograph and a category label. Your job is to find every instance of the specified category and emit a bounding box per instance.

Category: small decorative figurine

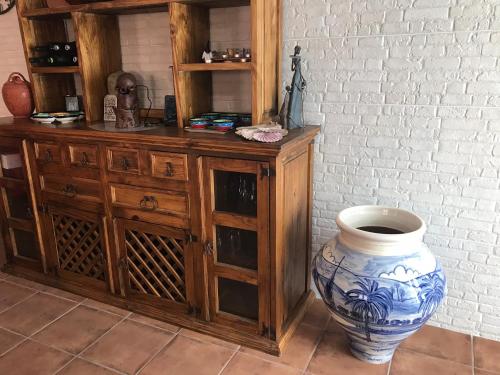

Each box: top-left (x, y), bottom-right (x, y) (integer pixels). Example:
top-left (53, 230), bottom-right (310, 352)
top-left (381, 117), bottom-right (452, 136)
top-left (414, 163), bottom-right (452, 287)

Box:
top-left (104, 70), bottom-right (123, 122)
top-left (114, 72), bottom-right (139, 129)
top-left (277, 46), bottom-right (306, 130)
top-left (104, 95), bottom-right (117, 122)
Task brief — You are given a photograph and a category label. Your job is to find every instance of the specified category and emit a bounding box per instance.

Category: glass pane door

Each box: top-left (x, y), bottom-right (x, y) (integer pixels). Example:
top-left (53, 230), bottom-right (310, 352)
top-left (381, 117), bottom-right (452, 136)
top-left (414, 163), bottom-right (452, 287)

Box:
top-left (202, 157), bottom-right (269, 334)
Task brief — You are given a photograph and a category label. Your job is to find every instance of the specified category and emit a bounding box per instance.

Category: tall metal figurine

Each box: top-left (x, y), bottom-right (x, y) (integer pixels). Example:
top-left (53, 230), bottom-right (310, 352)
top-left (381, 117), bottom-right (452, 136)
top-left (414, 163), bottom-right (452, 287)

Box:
top-left (277, 46), bottom-right (306, 130)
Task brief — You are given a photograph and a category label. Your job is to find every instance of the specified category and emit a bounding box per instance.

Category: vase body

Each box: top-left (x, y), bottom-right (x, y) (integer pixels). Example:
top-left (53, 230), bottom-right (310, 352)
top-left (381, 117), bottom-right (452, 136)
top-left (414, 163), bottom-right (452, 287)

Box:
top-left (2, 73), bottom-right (35, 118)
top-left (313, 206), bottom-right (446, 364)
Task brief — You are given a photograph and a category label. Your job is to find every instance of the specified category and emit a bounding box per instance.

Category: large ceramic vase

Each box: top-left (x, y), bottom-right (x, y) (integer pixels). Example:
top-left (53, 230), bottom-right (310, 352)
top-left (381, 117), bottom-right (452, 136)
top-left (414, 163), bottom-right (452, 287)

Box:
top-left (313, 206), bottom-right (446, 364)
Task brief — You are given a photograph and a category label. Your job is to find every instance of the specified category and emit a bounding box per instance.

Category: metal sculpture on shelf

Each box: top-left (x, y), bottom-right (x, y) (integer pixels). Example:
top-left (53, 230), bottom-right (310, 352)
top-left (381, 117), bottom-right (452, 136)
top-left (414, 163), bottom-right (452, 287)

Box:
top-left (114, 72), bottom-right (139, 129)
top-left (277, 46), bottom-right (306, 130)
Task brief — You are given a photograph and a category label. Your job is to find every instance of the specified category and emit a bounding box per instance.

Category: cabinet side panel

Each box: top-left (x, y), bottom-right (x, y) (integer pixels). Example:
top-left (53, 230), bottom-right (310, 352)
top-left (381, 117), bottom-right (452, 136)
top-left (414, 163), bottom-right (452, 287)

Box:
top-left (282, 151), bottom-right (310, 323)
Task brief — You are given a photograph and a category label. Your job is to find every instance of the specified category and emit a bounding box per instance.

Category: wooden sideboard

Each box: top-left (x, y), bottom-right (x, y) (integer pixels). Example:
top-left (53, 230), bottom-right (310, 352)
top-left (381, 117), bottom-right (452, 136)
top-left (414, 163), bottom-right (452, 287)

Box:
top-left (0, 118), bottom-right (319, 355)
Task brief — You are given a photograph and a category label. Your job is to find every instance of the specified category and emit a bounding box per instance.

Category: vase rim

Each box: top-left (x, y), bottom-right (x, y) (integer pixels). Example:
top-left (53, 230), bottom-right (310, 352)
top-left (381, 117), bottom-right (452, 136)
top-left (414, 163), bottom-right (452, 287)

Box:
top-left (336, 206), bottom-right (426, 252)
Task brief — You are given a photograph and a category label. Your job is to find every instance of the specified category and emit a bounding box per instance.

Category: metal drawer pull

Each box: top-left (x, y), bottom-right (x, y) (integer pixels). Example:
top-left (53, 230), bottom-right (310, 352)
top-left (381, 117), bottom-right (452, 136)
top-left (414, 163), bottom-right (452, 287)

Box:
top-left (165, 162), bottom-right (174, 177)
top-left (62, 184), bottom-right (77, 198)
top-left (121, 157), bottom-right (130, 171)
top-left (139, 195), bottom-right (158, 211)
top-left (80, 152), bottom-right (89, 167)
top-left (45, 149), bottom-right (53, 162)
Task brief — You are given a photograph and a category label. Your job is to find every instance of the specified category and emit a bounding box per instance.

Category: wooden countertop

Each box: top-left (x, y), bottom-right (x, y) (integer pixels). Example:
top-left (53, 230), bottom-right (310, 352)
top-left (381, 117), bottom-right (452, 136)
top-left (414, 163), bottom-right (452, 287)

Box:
top-left (0, 118), bottom-right (320, 157)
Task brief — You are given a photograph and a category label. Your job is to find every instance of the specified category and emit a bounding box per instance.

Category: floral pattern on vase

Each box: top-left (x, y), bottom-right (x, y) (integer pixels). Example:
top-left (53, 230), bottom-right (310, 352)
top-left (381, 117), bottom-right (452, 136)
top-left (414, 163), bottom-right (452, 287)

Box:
top-left (313, 206), bottom-right (446, 364)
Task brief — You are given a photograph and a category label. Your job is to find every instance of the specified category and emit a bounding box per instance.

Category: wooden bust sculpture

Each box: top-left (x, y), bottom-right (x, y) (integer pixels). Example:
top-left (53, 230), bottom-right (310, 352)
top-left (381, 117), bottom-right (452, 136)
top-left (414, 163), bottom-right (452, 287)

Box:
top-left (114, 72), bottom-right (139, 128)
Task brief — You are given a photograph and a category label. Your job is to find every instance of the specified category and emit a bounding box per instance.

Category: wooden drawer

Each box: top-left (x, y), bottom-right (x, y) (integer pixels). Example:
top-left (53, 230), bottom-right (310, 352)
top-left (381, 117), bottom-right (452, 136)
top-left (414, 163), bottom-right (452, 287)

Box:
top-left (110, 184), bottom-right (189, 228)
top-left (68, 144), bottom-right (99, 169)
top-left (107, 147), bottom-right (140, 174)
top-left (40, 175), bottom-right (101, 203)
top-left (34, 142), bottom-right (62, 165)
top-left (149, 151), bottom-right (188, 181)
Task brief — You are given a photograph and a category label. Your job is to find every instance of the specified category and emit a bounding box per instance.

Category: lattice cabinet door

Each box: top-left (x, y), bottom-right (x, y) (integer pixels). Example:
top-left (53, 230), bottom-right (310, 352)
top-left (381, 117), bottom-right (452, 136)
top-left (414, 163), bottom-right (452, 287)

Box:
top-left (45, 206), bottom-right (109, 290)
top-left (115, 219), bottom-right (195, 314)
top-left (200, 157), bottom-right (270, 336)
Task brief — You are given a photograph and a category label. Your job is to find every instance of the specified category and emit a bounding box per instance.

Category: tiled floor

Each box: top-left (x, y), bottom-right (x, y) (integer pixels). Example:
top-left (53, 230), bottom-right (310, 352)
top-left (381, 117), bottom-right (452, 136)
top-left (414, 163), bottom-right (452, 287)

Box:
top-left (0, 273), bottom-right (498, 375)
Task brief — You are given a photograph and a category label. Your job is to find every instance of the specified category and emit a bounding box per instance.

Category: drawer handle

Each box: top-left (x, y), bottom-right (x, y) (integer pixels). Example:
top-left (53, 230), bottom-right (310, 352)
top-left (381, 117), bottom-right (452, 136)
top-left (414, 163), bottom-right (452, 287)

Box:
top-left (165, 162), bottom-right (174, 177)
top-left (62, 184), bottom-right (77, 198)
top-left (121, 157), bottom-right (130, 171)
top-left (203, 241), bottom-right (213, 256)
top-left (45, 149), bottom-right (53, 162)
top-left (139, 195), bottom-right (158, 211)
top-left (80, 152), bottom-right (89, 167)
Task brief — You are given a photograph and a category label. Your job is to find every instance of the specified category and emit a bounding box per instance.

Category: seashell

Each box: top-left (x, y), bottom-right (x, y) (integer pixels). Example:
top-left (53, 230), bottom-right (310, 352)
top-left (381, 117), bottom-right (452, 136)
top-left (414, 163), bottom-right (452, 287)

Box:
top-left (253, 130), bottom-right (284, 143)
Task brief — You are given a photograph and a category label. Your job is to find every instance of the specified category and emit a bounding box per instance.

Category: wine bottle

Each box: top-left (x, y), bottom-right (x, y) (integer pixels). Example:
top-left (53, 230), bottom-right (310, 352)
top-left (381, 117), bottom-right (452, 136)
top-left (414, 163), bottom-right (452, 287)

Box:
top-left (32, 42), bottom-right (77, 54)
top-left (30, 55), bottom-right (78, 67)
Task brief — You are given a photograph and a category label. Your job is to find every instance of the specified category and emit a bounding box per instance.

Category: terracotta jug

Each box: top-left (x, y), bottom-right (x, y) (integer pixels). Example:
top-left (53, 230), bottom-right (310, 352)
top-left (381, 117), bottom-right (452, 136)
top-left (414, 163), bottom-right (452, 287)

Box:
top-left (2, 72), bottom-right (35, 118)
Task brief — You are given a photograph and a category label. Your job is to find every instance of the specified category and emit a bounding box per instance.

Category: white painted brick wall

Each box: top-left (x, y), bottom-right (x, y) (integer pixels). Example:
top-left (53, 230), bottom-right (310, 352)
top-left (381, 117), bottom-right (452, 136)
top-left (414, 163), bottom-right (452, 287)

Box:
top-left (283, 0), bottom-right (500, 340)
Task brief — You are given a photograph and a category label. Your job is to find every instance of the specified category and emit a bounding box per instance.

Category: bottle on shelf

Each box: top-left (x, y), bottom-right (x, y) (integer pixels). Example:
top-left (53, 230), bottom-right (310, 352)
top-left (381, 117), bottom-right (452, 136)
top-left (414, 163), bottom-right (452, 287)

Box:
top-left (32, 42), bottom-right (77, 54)
top-left (29, 54), bottom-right (78, 67)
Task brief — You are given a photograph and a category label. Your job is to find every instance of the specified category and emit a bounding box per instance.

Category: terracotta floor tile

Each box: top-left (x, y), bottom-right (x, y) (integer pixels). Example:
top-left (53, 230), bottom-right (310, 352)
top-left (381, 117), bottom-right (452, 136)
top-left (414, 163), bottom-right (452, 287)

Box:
top-left (0, 293), bottom-right (77, 336)
top-left (390, 348), bottom-right (472, 375)
top-left (307, 332), bottom-right (389, 375)
top-left (5, 275), bottom-right (45, 290)
top-left (81, 319), bottom-right (174, 374)
top-left (83, 299), bottom-right (130, 317)
top-left (128, 313), bottom-right (180, 333)
top-left (39, 287), bottom-right (86, 303)
top-left (240, 323), bottom-right (323, 370)
top-left (475, 369), bottom-right (500, 375)
top-left (0, 340), bottom-right (72, 375)
top-left (222, 352), bottom-right (301, 375)
top-left (474, 336), bottom-right (500, 373)
top-left (0, 282), bottom-right (36, 312)
top-left (179, 328), bottom-right (240, 350)
top-left (302, 299), bottom-right (331, 330)
top-left (400, 324), bottom-right (472, 365)
top-left (33, 305), bottom-right (122, 354)
top-left (325, 318), bottom-right (345, 334)
top-left (141, 335), bottom-right (235, 375)
top-left (58, 358), bottom-right (119, 375)
top-left (0, 327), bottom-right (24, 355)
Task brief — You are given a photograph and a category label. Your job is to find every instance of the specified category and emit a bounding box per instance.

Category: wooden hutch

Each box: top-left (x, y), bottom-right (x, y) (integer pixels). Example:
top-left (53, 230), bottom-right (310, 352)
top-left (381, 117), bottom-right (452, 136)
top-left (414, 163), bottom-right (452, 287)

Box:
top-left (0, 0), bottom-right (320, 355)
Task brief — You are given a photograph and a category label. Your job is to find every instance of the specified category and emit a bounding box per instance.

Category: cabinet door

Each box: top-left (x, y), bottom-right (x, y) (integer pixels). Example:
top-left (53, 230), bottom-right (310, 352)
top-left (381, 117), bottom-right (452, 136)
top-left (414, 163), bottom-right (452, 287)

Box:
top-left (115, 219), bottom-right (195, 314)
top-left (44, 206), bottom-right (109, 290)
top-left (0, 138), bottom-right (43, 270)
top-left (201, 157), bottom-right (270, 335)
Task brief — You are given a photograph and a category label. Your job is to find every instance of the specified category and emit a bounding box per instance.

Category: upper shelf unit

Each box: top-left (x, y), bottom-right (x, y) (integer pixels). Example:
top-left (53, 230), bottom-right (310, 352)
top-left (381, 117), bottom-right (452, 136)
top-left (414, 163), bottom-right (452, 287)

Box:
top-left (21, 0), bottom-right (251, 18)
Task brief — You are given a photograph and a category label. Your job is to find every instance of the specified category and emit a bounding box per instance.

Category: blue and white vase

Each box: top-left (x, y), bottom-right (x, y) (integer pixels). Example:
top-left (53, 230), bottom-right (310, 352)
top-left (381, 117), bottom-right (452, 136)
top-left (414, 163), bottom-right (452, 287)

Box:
top-left (313, 206), bottom-right (446, 364)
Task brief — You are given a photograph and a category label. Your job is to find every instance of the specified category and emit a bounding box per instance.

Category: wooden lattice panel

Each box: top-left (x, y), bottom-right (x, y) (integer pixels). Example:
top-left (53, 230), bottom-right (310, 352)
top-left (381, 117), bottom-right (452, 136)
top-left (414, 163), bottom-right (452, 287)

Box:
top-left (52, 214), bottom-right (106, 281)
top-left (124, 229), bottom-right (186, 303)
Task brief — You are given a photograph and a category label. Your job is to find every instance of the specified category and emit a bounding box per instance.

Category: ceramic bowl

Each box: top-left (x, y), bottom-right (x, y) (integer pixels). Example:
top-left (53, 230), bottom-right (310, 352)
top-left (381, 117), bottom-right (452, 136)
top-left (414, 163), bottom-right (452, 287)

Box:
top-left (201, 113), bottom-right (220, 121)
top-left (190, 117), bottom-right (210, 129)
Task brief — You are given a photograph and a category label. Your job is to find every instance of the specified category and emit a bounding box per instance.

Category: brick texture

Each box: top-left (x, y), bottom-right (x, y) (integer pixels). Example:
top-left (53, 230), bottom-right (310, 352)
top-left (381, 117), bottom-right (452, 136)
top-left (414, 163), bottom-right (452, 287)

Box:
top-left (283, 0), bottom-right (500, 341)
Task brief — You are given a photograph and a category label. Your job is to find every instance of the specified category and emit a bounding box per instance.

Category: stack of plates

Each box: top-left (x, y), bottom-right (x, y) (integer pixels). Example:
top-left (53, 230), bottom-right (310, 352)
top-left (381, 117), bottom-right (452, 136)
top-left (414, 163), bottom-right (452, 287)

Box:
top-left (31, 112), bottom-right (84, 124)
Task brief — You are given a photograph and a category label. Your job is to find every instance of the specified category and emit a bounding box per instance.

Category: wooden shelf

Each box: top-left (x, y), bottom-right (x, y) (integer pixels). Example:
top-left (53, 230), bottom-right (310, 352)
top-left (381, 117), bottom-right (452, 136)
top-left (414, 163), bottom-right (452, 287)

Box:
top-left (31, 66), bottom-right (80, 74)
top-left (178, 62), bottom-right (252, 72)
top-left (22, 0), bottom-right (169, 18)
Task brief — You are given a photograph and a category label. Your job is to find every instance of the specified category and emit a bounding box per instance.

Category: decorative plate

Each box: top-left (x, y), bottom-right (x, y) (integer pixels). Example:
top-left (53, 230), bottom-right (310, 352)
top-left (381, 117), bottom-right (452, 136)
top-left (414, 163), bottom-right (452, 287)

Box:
top-left (0, 0), bottom-right (15, 15)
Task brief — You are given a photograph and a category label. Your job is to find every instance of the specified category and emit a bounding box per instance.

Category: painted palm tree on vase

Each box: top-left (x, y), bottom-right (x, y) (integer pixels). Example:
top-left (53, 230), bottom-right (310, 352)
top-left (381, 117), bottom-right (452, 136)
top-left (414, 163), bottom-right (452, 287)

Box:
top-left (344, 278), bottom-right (393, 342)
top-left (418, 273), bottom-right (446, 317)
